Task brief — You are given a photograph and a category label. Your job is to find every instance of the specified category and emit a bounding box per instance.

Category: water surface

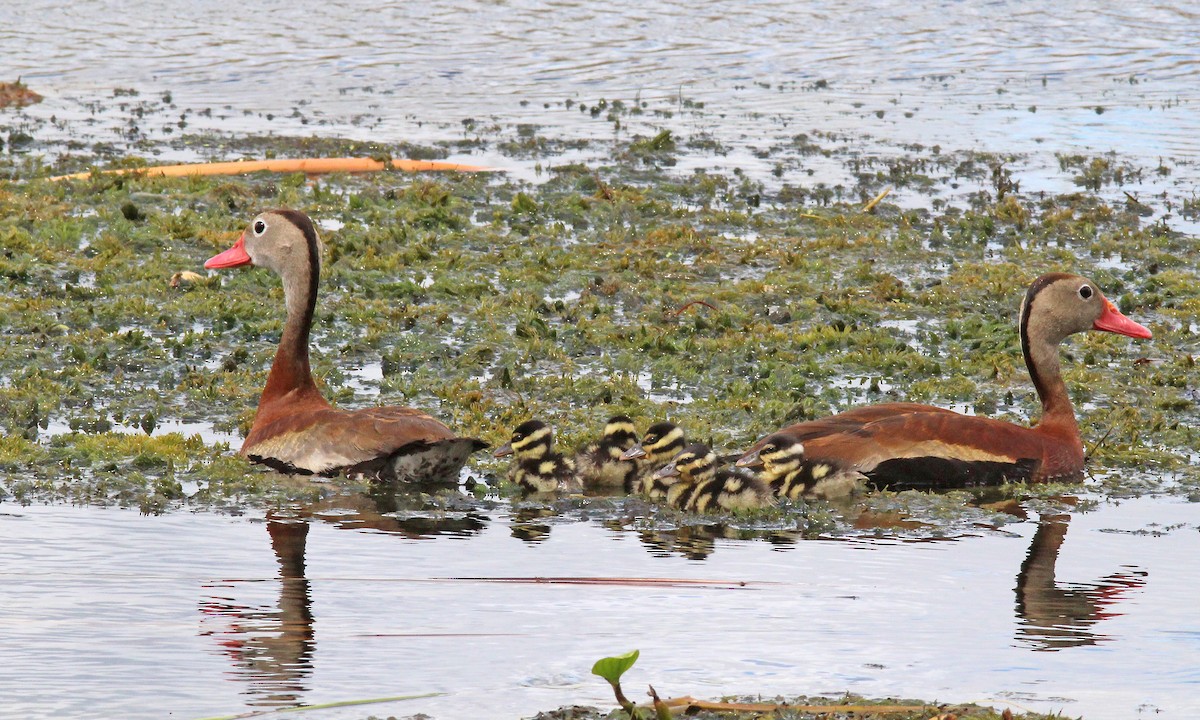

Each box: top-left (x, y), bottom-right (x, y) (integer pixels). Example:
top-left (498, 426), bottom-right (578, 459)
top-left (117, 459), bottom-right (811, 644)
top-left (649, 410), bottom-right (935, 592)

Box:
top-left (3, 495), bottom-right (1197, 719)
top-left (5, 0), bottom-right (1200, 179)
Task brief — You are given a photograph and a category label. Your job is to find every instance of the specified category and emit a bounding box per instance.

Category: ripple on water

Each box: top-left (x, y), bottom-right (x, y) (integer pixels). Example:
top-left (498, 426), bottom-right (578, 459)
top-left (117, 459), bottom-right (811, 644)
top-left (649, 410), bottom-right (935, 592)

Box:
top-left (7, 1), bottom-right (1200, 201)
top-left (2, 494), bottom-right (1199, 718)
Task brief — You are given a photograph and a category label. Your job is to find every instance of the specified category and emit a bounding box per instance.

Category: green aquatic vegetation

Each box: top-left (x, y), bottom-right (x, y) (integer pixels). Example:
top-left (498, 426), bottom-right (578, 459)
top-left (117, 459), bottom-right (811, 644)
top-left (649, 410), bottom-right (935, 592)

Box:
top-left (592, 649), bottom-right (642, 719)
top-left (0, 118), bottom-right (1196, 519)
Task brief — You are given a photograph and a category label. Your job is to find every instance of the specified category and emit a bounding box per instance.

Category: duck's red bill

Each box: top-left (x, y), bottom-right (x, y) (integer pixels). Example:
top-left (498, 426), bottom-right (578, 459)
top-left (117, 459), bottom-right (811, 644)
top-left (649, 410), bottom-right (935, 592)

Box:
top-left (1093, 299), bottom-right (1152, 339)
top-left (204, 234), bottom-right (251, 269)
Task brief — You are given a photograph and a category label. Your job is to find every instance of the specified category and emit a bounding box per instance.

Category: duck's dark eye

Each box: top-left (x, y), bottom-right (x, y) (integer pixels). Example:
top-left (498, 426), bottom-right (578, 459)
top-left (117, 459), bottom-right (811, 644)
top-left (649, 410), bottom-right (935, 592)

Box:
top-left (1078, 284), bottom-right (1093, 300)
top-left (253, 219), bottom-right (267, 235)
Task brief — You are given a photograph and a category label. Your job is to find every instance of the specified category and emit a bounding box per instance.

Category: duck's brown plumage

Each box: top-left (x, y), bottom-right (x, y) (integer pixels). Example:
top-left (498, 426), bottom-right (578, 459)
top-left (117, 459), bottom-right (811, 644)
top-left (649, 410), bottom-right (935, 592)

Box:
top-left (739, 273), bottom-right (1151, 489)
top-left (205, 209), bottom-right (486, 481)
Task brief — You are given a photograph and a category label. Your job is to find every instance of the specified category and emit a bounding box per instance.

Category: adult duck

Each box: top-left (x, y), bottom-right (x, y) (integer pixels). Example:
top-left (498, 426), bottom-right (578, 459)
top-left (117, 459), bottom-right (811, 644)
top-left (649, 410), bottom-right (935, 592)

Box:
top-left (737, 273), bottom-right (1151, 489)
top-left (205, 209), bottom-right (486, 481)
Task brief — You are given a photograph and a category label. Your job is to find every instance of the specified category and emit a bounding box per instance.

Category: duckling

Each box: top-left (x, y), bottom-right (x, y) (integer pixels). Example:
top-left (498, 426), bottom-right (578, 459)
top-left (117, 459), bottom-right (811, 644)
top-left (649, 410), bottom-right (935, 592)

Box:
top-left (574, 415), bottom-right (640, 492)
top-left (493, 420), bottom-right (580, 493)
top-left (621, 421), bottom-right (687, 494)
top-left (746, 432), bottom-right (861, 501)
top-left (653, 443), bottom-right (774, 512)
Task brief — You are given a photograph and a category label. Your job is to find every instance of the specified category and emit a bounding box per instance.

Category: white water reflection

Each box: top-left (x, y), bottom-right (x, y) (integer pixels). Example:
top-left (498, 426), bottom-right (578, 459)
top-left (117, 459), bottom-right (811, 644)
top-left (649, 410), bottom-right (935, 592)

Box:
top-left (0, 495), bottom-right (1196, 719)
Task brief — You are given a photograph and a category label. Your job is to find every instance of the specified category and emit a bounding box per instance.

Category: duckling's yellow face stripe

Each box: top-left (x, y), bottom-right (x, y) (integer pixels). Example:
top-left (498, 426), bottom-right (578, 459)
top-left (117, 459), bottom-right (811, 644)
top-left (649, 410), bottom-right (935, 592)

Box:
top-left (677, 451), bottom-right (717, 480)
top-left (603, 419), bottom-right (637, 438)
top-left (512, 426), bottom-right (552, 457)
top-left (761, 446), bottom-right (802, 472)
top-left (645, 426), bottom-right (685, 459)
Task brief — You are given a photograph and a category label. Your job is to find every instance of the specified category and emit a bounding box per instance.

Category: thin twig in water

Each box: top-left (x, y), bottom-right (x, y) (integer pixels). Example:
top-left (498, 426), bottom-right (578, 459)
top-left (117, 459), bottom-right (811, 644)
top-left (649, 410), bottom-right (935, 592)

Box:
top-left (194, 692), bottom-right (445, 720)
top-left (446, 576), bottom-right (759, 588)
top-left (640, 697), bottom-right (933, 714)
top-left (1085, 408), bottom-right (1124, 462)
top-left (667, 300), bottom-right (717, 318)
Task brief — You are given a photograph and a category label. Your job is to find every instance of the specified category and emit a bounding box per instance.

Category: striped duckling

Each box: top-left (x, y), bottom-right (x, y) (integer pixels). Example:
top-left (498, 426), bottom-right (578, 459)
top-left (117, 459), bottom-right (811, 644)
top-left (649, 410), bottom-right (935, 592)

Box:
top-left (574, 415), bottom-right (640, 492)
top-left (653, 443), bottom-right (774, 513)
top-left (738, 432), bottom-right (861, 501)
top-left (494, 420), bottom-right (580, 493)
top-left (621, 421), bottom-right (687, 495)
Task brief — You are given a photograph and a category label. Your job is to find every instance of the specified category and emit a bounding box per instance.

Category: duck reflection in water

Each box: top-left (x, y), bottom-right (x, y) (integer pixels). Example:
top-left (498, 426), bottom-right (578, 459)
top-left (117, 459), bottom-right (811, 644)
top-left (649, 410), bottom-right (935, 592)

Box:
top-left (198, 515), bottom-right (315, 707)
top-left (200, 488), bottom-right (490, 706)
top-left (510, 505), bottom-right (555, 543)
top-left (637, 524), bottom-right (799, 560)
top-left (310, 483), bottom-right (490, 538)
top-left (625, 505), bottom-right (1146, 649)
top-left (1015, 513), bottom-right (1147, 651)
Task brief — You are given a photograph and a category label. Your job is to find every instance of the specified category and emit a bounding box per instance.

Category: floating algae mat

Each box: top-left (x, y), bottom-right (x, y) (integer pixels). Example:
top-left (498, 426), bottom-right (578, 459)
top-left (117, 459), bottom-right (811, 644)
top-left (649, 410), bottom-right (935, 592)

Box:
top-left (0, 120), bottom-right (1195, 510)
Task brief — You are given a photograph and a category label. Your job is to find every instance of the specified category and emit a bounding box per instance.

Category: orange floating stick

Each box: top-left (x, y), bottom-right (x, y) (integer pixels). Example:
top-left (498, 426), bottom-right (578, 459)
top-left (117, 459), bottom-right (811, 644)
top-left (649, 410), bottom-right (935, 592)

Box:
top-left (47, 156), bottom-right (499, 181)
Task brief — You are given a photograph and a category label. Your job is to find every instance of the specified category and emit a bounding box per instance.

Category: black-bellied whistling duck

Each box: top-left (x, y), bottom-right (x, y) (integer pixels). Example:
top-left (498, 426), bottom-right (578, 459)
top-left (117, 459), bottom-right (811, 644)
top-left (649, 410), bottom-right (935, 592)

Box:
top-left (620, 421), bottom-right (687, 493)
top-left (654, 443), bottom-right (774, 512)
top-left (574, 415), bottom-right (640, 491)
top-left (752, 432), bottom-right (860, 500)
top-left (494, 419), bottom-right (581, 493)
top-left (738, 273), bottom-right (1152, 489)
top-left (204, 209), bottom-right (486, 481)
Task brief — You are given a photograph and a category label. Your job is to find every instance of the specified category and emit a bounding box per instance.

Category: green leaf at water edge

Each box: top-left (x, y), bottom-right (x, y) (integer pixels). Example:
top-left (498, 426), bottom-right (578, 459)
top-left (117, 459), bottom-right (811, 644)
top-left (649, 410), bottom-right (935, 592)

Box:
top-left (591, 649), bottom-right (640, 685)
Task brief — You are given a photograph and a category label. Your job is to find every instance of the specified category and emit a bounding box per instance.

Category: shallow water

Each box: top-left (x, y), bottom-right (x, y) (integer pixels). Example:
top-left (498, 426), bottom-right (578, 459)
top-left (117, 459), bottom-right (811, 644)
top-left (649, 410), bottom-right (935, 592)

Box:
top-left (5, 1), bottom-right (1200, 192)
top-left (2, 494), bottom-right (1198, 720)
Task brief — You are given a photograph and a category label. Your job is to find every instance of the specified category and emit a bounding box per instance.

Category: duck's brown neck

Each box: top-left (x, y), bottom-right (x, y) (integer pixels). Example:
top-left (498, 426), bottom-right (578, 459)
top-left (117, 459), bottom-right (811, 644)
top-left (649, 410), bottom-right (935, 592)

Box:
top-left (259, 224), bottom-right (327, 413)
top-left (1020, 299), bottom-right (1078, 438)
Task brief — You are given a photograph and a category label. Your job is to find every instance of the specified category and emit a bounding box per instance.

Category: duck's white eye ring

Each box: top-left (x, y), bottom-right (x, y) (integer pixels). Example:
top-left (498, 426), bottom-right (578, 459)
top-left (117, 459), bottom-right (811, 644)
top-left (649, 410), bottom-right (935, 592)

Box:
top-left (253, 219), bottom-right (267, 235)
top-left (1078, 284), bottom-right (1094, 300)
